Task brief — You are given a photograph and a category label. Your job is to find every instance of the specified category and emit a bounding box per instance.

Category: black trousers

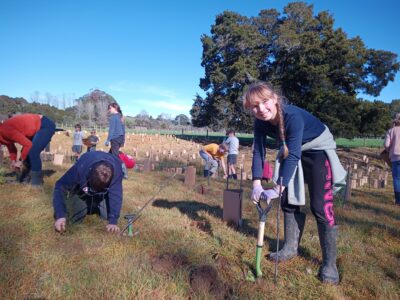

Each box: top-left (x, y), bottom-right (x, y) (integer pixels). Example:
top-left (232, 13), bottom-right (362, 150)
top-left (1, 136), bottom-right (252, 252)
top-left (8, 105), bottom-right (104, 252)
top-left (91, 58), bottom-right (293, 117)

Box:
top-left (281, 150), bottom-right (336, 226)
top-left (65, 192), bottom-right (109, 224)
top-left (109, 135), bottom-right (124, 157)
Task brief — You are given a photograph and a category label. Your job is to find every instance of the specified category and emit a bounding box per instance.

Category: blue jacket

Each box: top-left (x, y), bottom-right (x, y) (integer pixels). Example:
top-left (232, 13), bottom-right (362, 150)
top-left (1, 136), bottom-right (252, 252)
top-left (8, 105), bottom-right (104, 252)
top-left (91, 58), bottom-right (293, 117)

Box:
top-left (252, 104), bottom-right (325, 186)
top-left (107, 113), bottom-right (124, 142)
top-left (53, 151), bottom-right (123, 224)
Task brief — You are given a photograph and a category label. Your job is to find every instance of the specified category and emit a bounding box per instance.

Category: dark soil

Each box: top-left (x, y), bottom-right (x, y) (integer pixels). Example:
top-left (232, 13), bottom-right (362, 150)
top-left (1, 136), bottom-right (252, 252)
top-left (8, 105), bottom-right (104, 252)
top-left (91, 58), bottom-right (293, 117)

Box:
top-left (150, 253), bottom-right (188, 274)
top-left (190, 220), bottom-right (212, 234)
top-left (189, 265), bottom-right (231, 299)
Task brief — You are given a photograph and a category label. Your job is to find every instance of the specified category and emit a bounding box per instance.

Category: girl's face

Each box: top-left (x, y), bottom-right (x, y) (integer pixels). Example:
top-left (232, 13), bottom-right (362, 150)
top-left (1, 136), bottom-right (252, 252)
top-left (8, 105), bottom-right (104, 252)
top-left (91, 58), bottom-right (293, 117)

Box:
top-left (251, 94), bottom-right (279, 124)
top-left (75, 127), bottom-right (81, 131)
top-left (108, 106), bottom-right (118, 114)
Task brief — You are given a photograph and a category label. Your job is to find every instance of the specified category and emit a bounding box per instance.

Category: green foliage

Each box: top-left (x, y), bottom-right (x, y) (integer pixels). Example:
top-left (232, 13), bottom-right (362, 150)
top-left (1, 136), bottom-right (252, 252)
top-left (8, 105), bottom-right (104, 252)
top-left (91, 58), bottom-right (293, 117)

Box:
top-left (0, 95), bottom-right (74, 123)
top-left (174, 114), bottom-right (190, 125)
top-left (389, 99), bottom-right (400, 118)
top-left (192, 2), bottom-right (400, 137)
top-left (357, 100), bottom-right (391, 137)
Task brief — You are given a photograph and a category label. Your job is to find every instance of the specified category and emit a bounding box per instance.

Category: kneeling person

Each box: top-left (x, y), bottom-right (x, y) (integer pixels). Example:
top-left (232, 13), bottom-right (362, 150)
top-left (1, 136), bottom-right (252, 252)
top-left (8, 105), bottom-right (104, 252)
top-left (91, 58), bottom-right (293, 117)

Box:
top-left (53, 151), bottom-right (123, 234)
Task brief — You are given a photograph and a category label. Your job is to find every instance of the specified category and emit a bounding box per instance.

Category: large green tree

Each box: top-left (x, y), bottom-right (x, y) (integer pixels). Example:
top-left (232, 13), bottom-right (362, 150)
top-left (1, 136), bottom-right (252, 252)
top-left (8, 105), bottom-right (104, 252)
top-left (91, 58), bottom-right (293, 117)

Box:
top-left (389, 99), bottom-right (400, 118)
top-left (357, 100), bottom-right (391, 138)
top-left (191, 11), bottom-right (266, 131)
top-left (192, 2), bottom-right (399, 137)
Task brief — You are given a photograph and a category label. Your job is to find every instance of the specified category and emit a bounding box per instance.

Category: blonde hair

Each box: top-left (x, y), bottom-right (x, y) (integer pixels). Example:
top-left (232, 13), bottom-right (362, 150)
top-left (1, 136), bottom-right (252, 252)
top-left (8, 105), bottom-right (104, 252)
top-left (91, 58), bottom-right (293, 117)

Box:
top-left (243, 81), bottom-right (289, 159)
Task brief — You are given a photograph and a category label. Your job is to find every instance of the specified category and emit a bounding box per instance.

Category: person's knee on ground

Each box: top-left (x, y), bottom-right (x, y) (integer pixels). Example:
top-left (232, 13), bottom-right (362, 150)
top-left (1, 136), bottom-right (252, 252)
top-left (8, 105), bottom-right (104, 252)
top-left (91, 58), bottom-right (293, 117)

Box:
top-left (64, 193), bottom-right (88, 224)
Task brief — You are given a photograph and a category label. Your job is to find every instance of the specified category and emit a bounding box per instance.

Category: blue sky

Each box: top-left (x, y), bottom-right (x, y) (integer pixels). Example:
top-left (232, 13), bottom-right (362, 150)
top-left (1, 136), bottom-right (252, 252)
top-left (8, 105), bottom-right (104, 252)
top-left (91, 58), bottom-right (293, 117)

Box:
top-left (0, 0), bottom-right (399, 118)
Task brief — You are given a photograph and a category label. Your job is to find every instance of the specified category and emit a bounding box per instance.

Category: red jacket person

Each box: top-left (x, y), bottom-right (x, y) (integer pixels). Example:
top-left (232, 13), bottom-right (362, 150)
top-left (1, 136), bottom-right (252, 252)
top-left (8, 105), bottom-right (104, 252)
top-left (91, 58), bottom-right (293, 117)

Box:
top-left (0, 114), bottom-right (56, 186)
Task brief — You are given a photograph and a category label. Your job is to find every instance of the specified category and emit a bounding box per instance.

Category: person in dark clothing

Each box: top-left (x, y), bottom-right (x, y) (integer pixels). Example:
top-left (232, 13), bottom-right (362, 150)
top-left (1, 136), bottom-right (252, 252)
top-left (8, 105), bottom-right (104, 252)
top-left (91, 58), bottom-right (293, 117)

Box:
top-left (53, 151), bottom-right (123, 234)
top-left (86, 129), bottom-right (99, 152)
top-left (0, 113), bottom-right (56, 187)
top-left (244, 82), bottom-right (346, 285)
top-left (106, 102), bottom-right (128, 179)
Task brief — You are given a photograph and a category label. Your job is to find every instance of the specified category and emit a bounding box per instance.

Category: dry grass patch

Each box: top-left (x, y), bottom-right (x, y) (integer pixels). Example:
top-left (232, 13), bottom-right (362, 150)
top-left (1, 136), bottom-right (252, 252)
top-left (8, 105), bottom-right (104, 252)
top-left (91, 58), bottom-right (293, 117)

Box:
top-left (0, 147), bottom-right (399, 299)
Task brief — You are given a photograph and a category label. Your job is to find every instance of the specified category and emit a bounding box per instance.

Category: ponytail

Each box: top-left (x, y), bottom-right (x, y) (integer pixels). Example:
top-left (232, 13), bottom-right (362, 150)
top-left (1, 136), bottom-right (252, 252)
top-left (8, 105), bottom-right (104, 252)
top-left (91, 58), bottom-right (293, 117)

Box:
top-left (276, 100), bottom-right (289, 159)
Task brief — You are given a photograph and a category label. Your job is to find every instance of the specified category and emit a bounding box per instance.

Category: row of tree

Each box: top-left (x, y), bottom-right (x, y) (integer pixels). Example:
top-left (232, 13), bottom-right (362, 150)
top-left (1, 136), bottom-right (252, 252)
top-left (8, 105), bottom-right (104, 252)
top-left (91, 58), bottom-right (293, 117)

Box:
top-left (0, 95), bottom-right (75, 123)
top-left (190, 2), bottom-right (399, 137)
top-left (0, 90), bottom-right (192, 130)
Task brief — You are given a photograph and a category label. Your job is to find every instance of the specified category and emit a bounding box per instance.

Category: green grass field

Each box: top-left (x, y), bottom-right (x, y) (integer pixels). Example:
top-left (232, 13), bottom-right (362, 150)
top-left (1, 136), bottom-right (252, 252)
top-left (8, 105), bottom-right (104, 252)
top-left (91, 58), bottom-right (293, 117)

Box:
top-left (0, 161), bottom-right (399, 299)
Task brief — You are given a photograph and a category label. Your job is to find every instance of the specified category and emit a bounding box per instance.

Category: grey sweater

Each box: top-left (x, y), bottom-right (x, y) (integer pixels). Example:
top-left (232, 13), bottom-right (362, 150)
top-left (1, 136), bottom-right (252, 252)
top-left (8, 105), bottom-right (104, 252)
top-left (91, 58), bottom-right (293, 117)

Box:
top-left (273, 126), bottom-right (347, 205)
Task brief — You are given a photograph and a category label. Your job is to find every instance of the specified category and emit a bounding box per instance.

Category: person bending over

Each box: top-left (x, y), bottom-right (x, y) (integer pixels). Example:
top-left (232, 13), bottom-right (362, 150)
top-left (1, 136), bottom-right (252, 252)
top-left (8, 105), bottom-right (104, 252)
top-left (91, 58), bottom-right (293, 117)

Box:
top-left (53, 151), bottom-right (123, 234)
top-left (199, 143), bottom-right (228, 178)
top-left (0, 113), bottom-right (56, 187)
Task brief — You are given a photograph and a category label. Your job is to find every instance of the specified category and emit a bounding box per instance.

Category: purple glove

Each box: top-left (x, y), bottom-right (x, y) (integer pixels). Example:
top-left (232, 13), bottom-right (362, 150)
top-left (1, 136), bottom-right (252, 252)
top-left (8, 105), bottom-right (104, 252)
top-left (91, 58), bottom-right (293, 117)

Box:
top-left (260, 187), bottom-right (280, 204)
top-left (251, 185), bottom-right (265, 204)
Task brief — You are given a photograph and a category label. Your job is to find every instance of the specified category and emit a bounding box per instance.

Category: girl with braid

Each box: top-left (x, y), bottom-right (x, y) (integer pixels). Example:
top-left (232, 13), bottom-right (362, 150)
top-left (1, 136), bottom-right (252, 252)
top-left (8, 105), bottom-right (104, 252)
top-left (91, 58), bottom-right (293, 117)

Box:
top-left (244, 82), bottom-right (346, 285)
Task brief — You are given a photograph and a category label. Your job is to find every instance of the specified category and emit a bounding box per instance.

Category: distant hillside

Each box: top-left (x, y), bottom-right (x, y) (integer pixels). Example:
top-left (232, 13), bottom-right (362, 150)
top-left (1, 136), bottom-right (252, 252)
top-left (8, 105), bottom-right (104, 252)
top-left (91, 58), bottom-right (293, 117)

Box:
top-left (73, 89), bottom-right (116, 127)
top-left (0, 95), bottom-right (74, 123)
top-left (0, 91), bottom-right (192, 130)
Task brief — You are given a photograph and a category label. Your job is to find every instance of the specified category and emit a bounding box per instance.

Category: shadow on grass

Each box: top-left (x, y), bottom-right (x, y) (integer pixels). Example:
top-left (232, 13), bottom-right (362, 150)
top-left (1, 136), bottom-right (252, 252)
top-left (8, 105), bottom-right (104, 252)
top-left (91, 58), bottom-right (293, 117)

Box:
top-left (351, 190), bottom-right (392, 201)
top-left (153, 198), bottom-right (263, 239)
top-left (153, 199), bottom-right (222, 236)
top-left (43, 169), bottom-right (56, 177)
top-left (153, 199), bottom-right (327, 273)
top-left (347, 201), bottom-right (400, 221)
top-left (153, 198), bottom-right (223, 219)
top-left (3, 171), bottom-right (17, 177)
top-left (3, 169), bottom-right (55, 178)
top-left (337, 214), bottom-right (400, 238)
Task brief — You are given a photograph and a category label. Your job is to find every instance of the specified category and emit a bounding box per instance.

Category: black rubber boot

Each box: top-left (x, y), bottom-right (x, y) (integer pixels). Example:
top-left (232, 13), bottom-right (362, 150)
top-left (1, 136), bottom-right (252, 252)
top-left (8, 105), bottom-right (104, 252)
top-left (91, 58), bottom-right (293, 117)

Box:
top-left (18, 161), bottom-right (31, 183)
top-left (232, 174), bottom-right (237, 180)
top-left (269, 211), bottom-right (306, 261)
top-left (317, 223), bottom-right (339, 284)
top-left (395, 192), bottom-right (400, 205)
top-left (30, 171), bottom-right (43, 187)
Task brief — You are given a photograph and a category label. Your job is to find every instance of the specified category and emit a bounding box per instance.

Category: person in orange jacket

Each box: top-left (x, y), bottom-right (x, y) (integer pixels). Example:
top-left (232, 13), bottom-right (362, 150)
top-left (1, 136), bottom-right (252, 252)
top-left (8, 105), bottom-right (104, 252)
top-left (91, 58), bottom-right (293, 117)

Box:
top-left (199, 143), bottom-right (228, 178)
top-left (0, 113), bottom-right (56, 186)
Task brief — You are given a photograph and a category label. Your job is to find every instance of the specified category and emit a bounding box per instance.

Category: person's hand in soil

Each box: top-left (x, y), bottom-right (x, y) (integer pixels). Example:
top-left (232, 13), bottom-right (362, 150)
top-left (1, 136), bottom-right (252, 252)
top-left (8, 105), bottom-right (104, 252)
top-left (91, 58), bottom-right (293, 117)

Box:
top-left (54, 218), bottom-right (66, 233)
top-left (106, 224), bottom-right (120, 233)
